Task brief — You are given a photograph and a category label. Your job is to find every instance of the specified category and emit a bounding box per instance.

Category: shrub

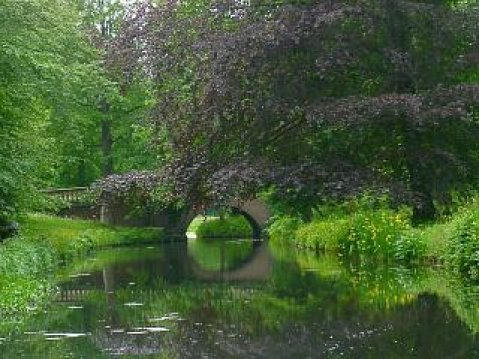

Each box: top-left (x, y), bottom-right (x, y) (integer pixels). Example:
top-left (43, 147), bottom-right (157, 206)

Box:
top-left (0, 239), bottom-right (56, 277)
top-left (268, 216), bottom-right (302, 244)
top-left (196, 215), bottom-right (252, 238)
top-left (0, 239), bottom-right (56, 321)
top-left (446, 211), bottom-right (479, 279)
top-left (393, 230), bottom-right (427, 262)
top-left (295, 219), bottom-right (349, 251)
top-left (0, 276), bottom-right (52, 319)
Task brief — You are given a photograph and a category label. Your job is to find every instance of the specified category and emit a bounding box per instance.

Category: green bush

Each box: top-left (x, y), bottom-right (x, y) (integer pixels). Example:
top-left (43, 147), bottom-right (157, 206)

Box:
top-left (0, 275), bottom-right (52, 319)
top-left (268, 216), bottom-right (302, 244)
top-left (196, 215), bottom-right (252, 238)
top-left (446, 211), bottom-right (479, 279)
top-left (393, 230), bottom-right (427, 262)
top-left (295, 219), bottom-right (349, 251)
top-left (0, 239), bottom-right (56, 322)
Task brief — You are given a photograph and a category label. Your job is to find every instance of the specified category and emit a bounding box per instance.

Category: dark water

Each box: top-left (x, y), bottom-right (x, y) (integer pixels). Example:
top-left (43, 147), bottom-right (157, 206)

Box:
top-left (2, 239), bottom-right (479, 358)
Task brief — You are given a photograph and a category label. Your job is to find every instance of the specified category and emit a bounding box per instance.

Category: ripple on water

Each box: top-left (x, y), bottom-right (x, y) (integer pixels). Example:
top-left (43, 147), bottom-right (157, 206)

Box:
top-left (44, 333), bottom-right (89, 339)
top-left (148, 313), bottom-right (181, 322)
top-left (136, 327), bottom-right (170, 333)
top-left (123, 302), bottom-right (144, 307)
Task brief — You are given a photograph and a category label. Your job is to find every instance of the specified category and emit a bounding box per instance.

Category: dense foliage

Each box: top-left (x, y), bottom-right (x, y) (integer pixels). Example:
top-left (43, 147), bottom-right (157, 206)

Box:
top-left (269, 203), bottom-right (426, 263)
top-left (110, 0), bottom-right (478, 221)
top-left (0, 0), bottom-right (160, 221)
top-left (0, 0), bottom-right (100, 217)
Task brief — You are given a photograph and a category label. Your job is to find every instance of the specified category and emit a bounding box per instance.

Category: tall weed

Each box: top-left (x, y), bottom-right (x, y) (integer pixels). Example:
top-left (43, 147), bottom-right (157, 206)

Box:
top-left (338, 209), bottom-right (423, 262)
top-left (446, 208), bottom-right (479, 279)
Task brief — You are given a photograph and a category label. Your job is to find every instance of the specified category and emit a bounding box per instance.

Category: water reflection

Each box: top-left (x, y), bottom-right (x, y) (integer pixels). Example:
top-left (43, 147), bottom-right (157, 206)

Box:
top-left (188, 239), bottom-right (272, 281)
top-left (2, 239), bottom-right (479, 358)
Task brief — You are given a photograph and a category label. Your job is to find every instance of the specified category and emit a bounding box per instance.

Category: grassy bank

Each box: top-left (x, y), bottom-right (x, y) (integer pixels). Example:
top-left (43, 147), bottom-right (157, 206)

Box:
top-left (21, 214), bottom-right (165, 259)
top-left (268, 199), bottom-right (479, 280)
top-left (269, 208), bottom-right (424, 263)
top-left (0, 214), bottom-right (165, 330)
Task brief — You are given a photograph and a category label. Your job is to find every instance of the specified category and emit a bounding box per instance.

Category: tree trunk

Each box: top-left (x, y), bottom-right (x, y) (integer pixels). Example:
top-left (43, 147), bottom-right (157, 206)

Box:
top-left (384, 0), bottom-right (436, 223)
top-left (101, 116), bottom-right (113, 176)
top-left (404, 126), bottom-right (436, 223)
top-left (100, 3), bottom-right (113, 177)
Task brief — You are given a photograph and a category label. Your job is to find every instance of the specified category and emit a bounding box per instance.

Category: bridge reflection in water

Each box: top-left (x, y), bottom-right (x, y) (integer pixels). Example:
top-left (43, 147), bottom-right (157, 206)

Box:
top-left (188, 240), bottom-right (272, 281)
top-left (56, 239), bottom-right (272, 305)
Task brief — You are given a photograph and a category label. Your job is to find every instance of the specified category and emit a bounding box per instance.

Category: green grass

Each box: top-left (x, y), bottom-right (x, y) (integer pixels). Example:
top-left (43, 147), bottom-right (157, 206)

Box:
top-left (20, 213), bottom-right (165, 258)
top-left (187, 216), bottom-right (220, 233)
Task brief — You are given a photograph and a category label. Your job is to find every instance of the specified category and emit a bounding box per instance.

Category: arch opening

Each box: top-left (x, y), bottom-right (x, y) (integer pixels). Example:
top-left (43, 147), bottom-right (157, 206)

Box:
top-left (230, 207), bottom-right (262, 239)
top-left (185, 209), bottom-right (258, 239)
top-left (180, 199), bottom-right (271, 239)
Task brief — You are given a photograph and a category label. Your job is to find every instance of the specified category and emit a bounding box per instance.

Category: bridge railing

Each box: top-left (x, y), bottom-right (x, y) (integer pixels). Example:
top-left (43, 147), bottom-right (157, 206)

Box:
top-left (42, 187), bottom-right (90, 203)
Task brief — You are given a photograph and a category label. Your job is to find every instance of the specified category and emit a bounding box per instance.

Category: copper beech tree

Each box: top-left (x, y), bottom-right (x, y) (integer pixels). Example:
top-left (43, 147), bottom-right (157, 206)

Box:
top-left (105, 0), bottom-right (479, 221)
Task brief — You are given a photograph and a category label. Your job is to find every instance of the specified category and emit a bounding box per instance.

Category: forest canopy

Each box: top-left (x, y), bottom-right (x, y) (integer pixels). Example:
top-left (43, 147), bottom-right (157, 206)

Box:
top-left (1, 0), bottom-right (478, 222)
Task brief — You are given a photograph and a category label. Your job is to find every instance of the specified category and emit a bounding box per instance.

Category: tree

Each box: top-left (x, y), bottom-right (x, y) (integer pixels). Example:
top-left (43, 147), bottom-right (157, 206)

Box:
top-left (0, 0), bottom-right (102, 216)
top-left (113, 0), bottom-right (478, 221)
top-left (75, 0), bottom-right (158, 178)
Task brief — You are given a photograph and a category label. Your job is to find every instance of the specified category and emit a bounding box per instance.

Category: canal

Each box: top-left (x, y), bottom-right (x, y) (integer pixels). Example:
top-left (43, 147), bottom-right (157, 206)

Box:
top-left (2, 238), bottom-right (479, 358)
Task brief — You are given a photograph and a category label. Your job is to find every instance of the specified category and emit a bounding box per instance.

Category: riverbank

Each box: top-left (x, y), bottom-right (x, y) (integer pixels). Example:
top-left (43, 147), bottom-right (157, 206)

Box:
top-left (0, 214), bottom-right (166, 331)
top-left (21, 214), bottom-right (165, 258)
top-left (268, 199), bottom-right (479, 280)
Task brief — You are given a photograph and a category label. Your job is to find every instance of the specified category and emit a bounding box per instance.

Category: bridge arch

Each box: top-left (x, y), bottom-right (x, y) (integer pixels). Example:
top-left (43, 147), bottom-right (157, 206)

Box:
top-left (183, 198), bottom-right (271, 239)
top-left (44, 183), bottom-right (274, 238)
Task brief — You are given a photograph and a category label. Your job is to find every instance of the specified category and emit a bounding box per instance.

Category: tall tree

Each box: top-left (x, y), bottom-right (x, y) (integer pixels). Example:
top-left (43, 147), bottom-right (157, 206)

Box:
top-left (0, 0), bottom-right (103, 216)
top-left (76, 0), bottom-right (157, 178)
top-left (113, 0), bottom-right (478, 220)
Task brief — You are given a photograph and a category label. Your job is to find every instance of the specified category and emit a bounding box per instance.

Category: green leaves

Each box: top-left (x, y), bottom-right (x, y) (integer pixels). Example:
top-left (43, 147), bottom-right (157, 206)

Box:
top-left (0, 0), bottom-right (105, 215)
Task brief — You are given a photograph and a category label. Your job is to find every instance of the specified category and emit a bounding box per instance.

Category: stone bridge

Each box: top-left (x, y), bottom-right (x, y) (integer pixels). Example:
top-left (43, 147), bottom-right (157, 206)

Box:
top-left (45, 187), bottom-right (271, 238)
top-left (101, 197), bottom-right (270, 238)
